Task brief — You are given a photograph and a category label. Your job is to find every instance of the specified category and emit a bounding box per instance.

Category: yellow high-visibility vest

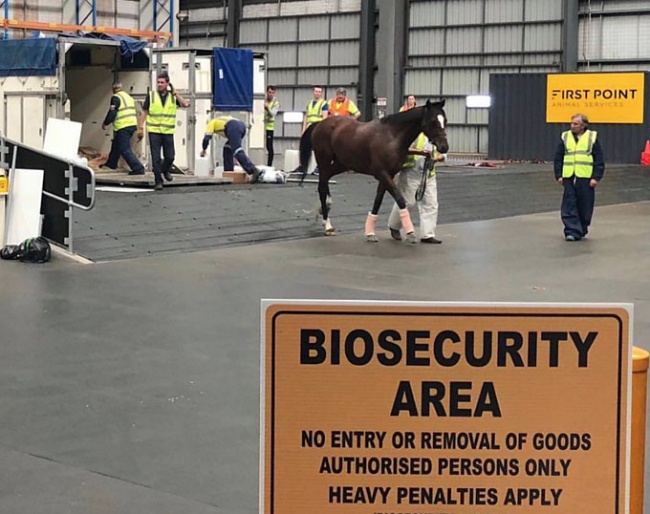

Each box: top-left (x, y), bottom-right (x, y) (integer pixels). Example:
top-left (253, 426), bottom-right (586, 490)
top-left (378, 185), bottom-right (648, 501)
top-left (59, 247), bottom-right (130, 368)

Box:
top-left (306, 99), bottom-right (326, 126)
top-left (562, 130), bottom-right (597, 178)
top-left (264, 99), bottom-right (279, 130)
top-left (205, 116), bottom-right (236, 138)
top-left (404, 133), bottom-right (427, 169)
top-left (146, 91), bottom-right (177, 135)
top-left (113, 91), bottom-right (137, 130)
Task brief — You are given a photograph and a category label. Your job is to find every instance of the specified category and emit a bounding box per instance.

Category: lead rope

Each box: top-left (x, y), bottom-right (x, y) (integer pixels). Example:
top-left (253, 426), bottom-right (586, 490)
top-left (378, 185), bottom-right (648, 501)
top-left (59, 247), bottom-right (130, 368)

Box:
top-left (415, 155), bottom-right (433, 201)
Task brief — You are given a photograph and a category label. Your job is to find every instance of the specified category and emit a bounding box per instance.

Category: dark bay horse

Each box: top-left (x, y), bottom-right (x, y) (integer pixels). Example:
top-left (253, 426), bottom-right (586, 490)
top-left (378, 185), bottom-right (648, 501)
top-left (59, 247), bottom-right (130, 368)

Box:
top-left (299, 100), bottom-right (449, 241)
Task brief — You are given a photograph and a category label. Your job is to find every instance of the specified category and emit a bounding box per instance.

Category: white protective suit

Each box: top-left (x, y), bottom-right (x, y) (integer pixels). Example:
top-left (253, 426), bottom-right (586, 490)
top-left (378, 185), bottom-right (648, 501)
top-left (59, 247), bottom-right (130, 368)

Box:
top-left (388, 137), bottom-right (440, 240)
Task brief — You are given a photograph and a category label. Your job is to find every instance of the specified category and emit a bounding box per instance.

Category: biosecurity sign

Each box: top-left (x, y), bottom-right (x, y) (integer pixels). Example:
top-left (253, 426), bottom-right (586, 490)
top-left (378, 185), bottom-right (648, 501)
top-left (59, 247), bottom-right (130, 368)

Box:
top-left (547, 72), bottom-right (644, 123)
top-left (262, 301), bottom-right (632, 514)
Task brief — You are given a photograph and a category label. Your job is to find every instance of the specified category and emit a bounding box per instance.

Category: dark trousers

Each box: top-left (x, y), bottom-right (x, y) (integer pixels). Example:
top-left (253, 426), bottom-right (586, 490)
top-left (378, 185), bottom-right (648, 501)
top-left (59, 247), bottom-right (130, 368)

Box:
top-left (561, 176), bottom-right (595, 239)
top-left (224, 120), bottom-right (255, 174)
top-left (106, 126), bottom-right (144, 173)
top-left (149, 132), bottom-right (175, 184)
top-left (266, 129), bottom-right (275, 166)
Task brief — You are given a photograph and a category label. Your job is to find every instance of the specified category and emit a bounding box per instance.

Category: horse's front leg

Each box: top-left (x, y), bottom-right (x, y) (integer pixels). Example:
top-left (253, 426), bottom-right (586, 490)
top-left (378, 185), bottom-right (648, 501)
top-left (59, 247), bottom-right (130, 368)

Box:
top-left (365, 182), bottom-right (387, 242)
top-left (318, 175), bottom-right (335, 235)
top-left (383, 171), bottom-right (418, 244)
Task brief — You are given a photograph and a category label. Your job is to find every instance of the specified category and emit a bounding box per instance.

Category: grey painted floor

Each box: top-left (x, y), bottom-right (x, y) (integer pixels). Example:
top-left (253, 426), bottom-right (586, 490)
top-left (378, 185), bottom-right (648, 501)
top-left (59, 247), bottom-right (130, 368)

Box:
top-left (0, 166), bottom-right (649, 513)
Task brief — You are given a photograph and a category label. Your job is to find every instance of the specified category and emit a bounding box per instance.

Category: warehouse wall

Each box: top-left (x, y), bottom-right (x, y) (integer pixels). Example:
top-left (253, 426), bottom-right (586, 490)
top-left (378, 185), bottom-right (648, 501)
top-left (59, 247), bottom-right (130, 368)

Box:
top-left (237, 0), bottom-right (362, 164)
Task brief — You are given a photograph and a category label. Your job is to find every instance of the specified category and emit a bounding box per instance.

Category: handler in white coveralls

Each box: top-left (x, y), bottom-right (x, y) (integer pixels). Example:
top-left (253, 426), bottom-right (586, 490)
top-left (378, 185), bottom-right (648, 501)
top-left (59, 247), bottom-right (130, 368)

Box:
top-left (388, 133), bottom-right (445, 244)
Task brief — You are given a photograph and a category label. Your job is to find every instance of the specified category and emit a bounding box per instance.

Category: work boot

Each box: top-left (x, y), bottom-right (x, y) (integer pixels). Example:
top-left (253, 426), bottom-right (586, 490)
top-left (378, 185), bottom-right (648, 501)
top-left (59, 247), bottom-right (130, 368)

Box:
top-left (154, 182), bottom-right (163, 191)
top-left (162, 170), bottom-right (174, 182)
top-left (250, 167), bottom-right (261, 184)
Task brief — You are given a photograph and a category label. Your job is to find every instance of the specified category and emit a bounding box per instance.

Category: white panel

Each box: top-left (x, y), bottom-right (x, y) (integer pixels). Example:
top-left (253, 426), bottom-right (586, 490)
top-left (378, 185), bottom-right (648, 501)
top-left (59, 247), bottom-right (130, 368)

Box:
top-left (297, 69), bottom-right (329, 86)
top-left (447, 126), bottom-right (480, 154)
top-left (298, 43), bottom-right (328, 67)
top-left (43, 118), bottom-right (81, 160)
top-left (404, 69), bottom-right (442, 97)
top-left (447, 0), bottom-right (483, 25)
top-left (240, 20), bottom-right (267, 43)
top-left (270, 44), bottom-right (298, 68)
top-left (5, 168), bottom-right (44, 246)
top-left (446, 27), bottom-right (482, 54)
top-left (268, 69), bottom-right (298, 87)
top-left (409, 29), bottom-right (445, 56)
top-left (299, 17), bottom-right (330, 41)
top-left (410, 1), bottom-right (445, 27)
top-left (466, 108), bottom-right (489, 125)
top-left (328, 69), bottom-right (357, 88)
top-left (442, 69), bottom-right (479, 95)
top-left (484, 25), bottom-right (523, 53)
top-left (189, 7), bottom-right (227, 22)
top-left (330, 42), bottom-right (359, 66)
top-left (172, 109), bottom-right (188, 169)
top-left (485, 0), bottom-right (524, 23)
top-left (269, 18), bottom-right (298, 42)
top-left (5, 96), bottom-right (23, 142)
top-left (526, 0), bottom-right (561, 21)
top-left (331, 14), bottom-right (359, 39)
top-left (600, 15), bottom-right (650, 60)
top-left (524, 24), bottom-right (561, 51)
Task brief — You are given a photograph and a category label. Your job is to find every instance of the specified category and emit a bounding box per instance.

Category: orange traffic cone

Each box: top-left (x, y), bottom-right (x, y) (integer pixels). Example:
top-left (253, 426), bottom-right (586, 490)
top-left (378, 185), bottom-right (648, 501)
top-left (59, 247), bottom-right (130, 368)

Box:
top-left (642, 140), bottom-right (650, 166)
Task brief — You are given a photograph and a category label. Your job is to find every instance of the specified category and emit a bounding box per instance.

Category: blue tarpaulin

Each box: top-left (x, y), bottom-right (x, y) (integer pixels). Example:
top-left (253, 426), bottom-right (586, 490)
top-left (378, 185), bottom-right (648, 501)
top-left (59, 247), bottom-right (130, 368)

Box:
top-left (0, 33), bottom-right (148, 78)
top-left (213, 47), bottom-right (253, 111)
top-left (0, 38), bottom-right (57, 77)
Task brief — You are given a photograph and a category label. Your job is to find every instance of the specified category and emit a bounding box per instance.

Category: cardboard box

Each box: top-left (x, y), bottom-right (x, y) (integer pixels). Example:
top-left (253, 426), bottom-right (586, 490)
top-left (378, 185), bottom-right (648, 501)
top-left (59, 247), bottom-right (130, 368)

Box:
top-left (223, 171), bottom-right (249, 184)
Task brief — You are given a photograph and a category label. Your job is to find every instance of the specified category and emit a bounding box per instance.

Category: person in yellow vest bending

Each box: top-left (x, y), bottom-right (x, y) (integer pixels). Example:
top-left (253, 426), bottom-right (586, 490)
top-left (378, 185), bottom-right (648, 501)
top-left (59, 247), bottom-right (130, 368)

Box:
top-left (328, 87), bottom-right (361, 119)
top-left (101, 83), bottom-right (144, 176)
top-left (138, 72), bottom-right (190, 191)
top-left (200, 116), bottom-right (261, 184)
top-left (553, 113), bottom-right (605, 241)
top-left (388, 133), bottom-right (445, 244)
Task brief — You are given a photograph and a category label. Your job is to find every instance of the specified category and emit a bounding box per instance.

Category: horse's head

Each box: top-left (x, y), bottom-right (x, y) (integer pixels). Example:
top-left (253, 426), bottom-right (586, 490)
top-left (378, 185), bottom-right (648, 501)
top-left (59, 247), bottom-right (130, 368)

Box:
top-left (422, 99), bottom-right (449, 154)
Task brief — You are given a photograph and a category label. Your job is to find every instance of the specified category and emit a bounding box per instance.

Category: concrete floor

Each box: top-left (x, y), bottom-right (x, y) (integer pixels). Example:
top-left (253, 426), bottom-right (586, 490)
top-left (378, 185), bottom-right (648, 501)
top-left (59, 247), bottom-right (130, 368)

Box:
top-left (0, 195), bottom-right (649, 512)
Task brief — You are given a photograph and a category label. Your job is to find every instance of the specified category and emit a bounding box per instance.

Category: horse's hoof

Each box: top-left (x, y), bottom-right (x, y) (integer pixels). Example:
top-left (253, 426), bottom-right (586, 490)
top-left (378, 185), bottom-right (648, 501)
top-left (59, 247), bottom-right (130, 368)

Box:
top-left (406, 233), bottom-right (418, 245)
top-left (366, 234), bottom-right (379, 243)
top-left (325, 228), bottom-right (336, 236)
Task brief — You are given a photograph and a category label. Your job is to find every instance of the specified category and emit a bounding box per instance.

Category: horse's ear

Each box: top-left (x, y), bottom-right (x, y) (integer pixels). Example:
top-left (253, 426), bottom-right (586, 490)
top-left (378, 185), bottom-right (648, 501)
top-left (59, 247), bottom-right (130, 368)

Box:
top-left (440, 99), bottom-right (446, 108)
top-left (426, 99), bottom-right (432, 109)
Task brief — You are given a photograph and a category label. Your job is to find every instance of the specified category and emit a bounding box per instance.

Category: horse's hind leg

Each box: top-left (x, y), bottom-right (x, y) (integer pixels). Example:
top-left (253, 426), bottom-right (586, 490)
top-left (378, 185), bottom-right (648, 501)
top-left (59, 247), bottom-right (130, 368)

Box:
top-left (318, 171), bottom-right (335, 235)
top-left (365, 182), bottom-right (387, 242)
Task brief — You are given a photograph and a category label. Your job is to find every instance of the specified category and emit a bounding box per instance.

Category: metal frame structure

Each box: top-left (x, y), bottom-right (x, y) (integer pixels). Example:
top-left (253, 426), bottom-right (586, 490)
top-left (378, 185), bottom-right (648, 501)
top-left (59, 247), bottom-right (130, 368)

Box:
top-left (76, 0), bottom-right (97, 27)
top-left (154, 0), bottom-right (175, 44)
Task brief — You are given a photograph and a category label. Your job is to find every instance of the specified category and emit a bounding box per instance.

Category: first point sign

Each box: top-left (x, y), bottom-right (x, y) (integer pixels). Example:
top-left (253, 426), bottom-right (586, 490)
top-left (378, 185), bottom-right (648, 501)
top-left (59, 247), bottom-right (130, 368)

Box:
top-left (262, 301), bottom-right (632, 514)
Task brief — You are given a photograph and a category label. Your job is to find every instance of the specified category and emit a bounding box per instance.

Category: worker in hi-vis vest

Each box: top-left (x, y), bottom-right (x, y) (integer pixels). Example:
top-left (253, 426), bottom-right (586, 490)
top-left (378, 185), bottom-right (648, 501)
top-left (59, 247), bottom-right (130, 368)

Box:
top-left (388, 132), bottom-right (445, 244)
top-left (200, 116), bottom-right (261, 184)
top-left (292, 85), bottom-right (330, 175)
top-left (101, 82), bottom-right (144, 176)
top-left (138, 72), bottom-right (190, 191)
top-left (327, 87), bottom-right (361, 119)
top-left (553, 113), bottom-right (605, 241)
top-left (264, 85), bottom-right (280, 167)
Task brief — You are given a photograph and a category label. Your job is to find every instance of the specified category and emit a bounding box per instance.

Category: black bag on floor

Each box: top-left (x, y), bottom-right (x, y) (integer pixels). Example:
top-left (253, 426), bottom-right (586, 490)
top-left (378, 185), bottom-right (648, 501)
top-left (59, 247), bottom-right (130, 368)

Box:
top-left (1, 237), bottom-right (51, 263)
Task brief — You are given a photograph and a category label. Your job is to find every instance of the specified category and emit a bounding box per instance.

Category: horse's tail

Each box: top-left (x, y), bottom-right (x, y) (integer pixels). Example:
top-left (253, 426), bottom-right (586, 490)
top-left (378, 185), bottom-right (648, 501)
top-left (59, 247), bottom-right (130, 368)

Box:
top-left (299, 122), bottom-right (319, 185)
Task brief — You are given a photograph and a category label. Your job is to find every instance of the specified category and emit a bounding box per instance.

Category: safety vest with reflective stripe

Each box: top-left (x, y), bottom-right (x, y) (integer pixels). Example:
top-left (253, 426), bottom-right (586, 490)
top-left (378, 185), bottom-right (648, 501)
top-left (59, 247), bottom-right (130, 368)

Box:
top-left (562, 130), bottom-right (597, 178)
top-left (404, 133), bottom-right (427, 169)
top-left (206, 116), bottom-right (236, 138)
top-left (306, 99), bottom-right (326, 126)
top-left (113, 91), bottom-right (137, 130)
top-left (146, 91), bottom-right (177, 135)
top-left (264, 99), bottom-right (279, 130)
top-left (329, 98), bottom-right (353, 117)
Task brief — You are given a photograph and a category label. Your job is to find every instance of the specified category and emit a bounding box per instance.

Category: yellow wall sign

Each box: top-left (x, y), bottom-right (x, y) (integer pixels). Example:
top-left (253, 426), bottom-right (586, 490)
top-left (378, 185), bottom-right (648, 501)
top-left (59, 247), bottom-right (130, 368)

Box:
top-left (262, 301), bottom-right (632, 514)
top-left (547, 72), bottom-right (644, 123)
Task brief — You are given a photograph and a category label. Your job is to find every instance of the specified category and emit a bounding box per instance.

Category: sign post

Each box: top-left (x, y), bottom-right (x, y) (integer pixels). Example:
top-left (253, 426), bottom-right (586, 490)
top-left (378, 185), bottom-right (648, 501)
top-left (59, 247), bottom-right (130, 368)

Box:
top-left (262, 301), bottom-right (632, 514)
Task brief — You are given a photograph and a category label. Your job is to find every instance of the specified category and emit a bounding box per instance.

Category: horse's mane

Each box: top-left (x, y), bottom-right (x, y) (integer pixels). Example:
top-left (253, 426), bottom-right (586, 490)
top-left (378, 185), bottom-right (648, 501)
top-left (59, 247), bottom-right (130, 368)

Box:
top-left (380, 106), bottom-right (425, 125)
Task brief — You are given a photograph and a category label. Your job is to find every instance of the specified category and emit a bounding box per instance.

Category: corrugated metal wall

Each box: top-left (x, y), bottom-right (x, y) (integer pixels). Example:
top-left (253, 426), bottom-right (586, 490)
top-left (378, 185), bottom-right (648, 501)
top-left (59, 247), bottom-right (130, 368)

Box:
top-left (406, 0), bottom-right (563, 155)
top-left (488, 73), bottom-right (650, 163)
top-left (578, 0), bottom-right (650, 71)
top-left (238, 0), bottom-right (361, 161)
top-left (177, 2), bottom-right (228, 48)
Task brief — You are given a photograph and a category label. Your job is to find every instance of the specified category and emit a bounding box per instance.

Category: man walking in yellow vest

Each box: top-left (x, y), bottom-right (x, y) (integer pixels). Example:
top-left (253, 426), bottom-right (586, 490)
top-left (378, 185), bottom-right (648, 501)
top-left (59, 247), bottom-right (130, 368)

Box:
top-left (264, 86), bottom-right (279, 167)
top-left (101, 82), bottom-right (144, 175)
top-left (138, 72), bottom-right (190, 190)
top-left (553, 113), bottom-right (605, 241)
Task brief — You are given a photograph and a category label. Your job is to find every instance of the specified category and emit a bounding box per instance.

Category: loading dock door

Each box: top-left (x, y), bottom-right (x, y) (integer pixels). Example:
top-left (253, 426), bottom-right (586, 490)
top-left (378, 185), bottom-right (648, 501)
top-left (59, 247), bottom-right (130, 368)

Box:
top-left (4, 94), bottom-right (52, 149)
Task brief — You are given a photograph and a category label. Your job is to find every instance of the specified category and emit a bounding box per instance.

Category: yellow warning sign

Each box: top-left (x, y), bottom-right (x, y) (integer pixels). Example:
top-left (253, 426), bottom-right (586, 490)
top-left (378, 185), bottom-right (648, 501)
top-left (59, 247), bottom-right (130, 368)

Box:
top-left (262, 301), bottom-right (631, 514)
top-left (547, 72), bottom-right (645, 123)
